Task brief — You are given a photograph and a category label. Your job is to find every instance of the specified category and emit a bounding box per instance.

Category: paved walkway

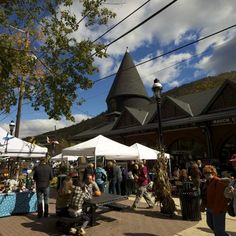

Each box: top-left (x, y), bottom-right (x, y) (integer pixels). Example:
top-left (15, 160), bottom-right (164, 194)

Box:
top-left (0, 194), bottom-right (235, 236)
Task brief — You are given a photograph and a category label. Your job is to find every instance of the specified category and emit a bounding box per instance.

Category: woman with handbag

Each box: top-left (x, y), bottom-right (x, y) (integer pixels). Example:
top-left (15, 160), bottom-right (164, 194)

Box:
top-left (202, 165), bottom-right (230, 236)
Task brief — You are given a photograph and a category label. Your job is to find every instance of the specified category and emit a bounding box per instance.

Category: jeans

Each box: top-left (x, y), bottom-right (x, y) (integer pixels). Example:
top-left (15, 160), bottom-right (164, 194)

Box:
top-left (36, 187), bottom-right (50, 205)
top-left (36, 187), bottom-right (50, 217)
top-left (132, 185), bottom-right (154, 208)
top-left (206, 208), bottom-right (230, 236)
top-left (112, 179), bottom-right (121, 195)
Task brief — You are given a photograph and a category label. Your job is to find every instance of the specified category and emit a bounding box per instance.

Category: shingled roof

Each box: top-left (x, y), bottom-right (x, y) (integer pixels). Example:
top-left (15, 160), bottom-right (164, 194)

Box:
top-left (106, 51), bottom-right (150, 105)
top-left (177, 87), bottom-right (219, 115)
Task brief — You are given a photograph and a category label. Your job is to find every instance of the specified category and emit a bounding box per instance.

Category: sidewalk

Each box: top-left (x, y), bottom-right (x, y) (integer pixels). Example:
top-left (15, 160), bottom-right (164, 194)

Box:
top-left (0, 194), bottom-right (235, 236)
top-left (128, 195), bottom-right (236, 236)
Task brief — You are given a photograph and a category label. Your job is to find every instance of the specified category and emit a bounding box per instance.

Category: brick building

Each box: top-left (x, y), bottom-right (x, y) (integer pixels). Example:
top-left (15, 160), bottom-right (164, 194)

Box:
top-left (72, 51), bottom-right (236, 170)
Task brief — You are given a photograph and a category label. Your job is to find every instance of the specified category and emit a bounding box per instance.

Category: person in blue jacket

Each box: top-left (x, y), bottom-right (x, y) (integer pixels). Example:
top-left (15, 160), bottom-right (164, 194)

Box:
top-left (95, 163), bottom-right (107, 193)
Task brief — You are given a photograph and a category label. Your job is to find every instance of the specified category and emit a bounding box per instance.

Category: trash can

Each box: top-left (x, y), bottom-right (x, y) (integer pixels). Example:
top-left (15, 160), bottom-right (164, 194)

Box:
top-left (179, 182), bottom-right (201, 221)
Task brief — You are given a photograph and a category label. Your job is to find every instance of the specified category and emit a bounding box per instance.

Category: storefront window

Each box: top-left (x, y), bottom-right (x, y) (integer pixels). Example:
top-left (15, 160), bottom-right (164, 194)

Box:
top-left (168, 138), bottom-right (205, 169)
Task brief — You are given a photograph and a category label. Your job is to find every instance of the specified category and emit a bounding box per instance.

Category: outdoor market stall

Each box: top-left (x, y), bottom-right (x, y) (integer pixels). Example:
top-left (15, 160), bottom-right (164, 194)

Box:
top-left (130, 143), bottom-right (170, 160)
top-left (0, 127), bottom-right (48, 217)
top-left (62, 135), bottom-right (138, 166)
top-left (0, 191), bottom-right (37, 217)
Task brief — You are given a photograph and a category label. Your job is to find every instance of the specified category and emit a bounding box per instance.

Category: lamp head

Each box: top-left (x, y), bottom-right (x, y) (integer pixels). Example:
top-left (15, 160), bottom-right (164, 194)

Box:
top-left (152, 78), bottom-right (162, 100)
top-left (9, 120), bottom-right (15, 135)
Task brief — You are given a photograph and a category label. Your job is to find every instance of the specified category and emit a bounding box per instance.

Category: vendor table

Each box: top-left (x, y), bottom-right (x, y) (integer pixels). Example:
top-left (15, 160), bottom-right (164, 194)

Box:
top-left (85, 193), bottom-right (128, 226)
top-left (0, 191), bottom-right (37, 217)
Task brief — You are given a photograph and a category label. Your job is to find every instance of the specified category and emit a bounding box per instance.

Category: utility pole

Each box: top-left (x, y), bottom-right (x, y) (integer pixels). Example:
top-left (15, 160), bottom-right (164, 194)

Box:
top-left (14, 31), bottom-right (29, 138)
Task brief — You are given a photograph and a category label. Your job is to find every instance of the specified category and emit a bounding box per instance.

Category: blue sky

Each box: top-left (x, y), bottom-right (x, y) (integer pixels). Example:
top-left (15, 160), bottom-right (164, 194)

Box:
top-left (1, 0), bottom-right (236, 138)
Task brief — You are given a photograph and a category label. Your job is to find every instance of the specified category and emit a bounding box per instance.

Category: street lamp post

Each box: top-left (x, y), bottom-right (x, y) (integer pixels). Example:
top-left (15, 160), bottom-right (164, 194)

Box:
top-left (5, 121), bottom-right (15, 153)
top-left (9, 120), bottom-right (15, 136)
top-left (152, 78), bottom-right (163, 150)
top-left (152, 78), bottom-right (176, 216)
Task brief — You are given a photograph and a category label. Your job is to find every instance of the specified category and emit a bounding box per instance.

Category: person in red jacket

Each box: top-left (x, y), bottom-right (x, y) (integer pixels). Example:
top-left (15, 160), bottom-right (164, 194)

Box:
top-left (131, 161), bottom-right (154, 210)
top-left (202, 165), bottom-right (230, 236)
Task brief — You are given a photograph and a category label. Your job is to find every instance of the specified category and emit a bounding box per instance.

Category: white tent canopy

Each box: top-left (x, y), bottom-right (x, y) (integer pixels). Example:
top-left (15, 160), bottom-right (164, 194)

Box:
top-left (0, 127), bottom-right (47, 158)
top-left (62, 135), bottom-right (138, 161)
top-left (130, 143), bottom-right (170, 160)
top-left (51, 153), bottom-right (78, 161)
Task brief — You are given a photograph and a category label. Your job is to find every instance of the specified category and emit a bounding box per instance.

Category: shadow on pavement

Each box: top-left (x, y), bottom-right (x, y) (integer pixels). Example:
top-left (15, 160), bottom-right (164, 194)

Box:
top-left (126, 207), bottom-right (184, 221)
top-left (124, 233), bottom-right (159, 236)
top-left (197, 227), bottom-right (213, 233)
top-left (22, 214), bottom-right (60, 235)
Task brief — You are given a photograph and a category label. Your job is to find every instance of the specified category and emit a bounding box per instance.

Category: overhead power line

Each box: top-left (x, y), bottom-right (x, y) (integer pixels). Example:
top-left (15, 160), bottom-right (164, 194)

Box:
top-left (93, 0), bottom-right (151, 43)
top-left (94, 23), bottom-right (236, 83)
top-left (104, 0), bottom-right (178, 48)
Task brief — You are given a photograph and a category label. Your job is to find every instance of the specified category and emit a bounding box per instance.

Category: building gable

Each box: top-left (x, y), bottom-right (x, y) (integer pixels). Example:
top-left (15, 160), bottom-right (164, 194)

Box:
top-left (203, 80), bottom-right (236, 114)
top-left (149, 97), bottom-right (192, 123)
top-left (113, 108), bottom-right (141, 130)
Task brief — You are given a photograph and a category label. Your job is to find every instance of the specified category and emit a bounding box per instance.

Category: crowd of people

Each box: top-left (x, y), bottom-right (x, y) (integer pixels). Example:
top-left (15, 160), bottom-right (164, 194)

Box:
top-left (32, 155), bottom-right (236, 236)
top-left (171, 156), bottom-right (236, 236)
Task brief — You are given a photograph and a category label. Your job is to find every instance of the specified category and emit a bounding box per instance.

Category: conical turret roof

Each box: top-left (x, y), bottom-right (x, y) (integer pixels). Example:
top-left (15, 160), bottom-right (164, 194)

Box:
top-left (106, 51), bottom-right (149, 103)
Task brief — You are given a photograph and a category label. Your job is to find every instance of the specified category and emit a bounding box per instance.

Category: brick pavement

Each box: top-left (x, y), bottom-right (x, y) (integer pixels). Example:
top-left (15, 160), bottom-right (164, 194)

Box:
top-left (0, 193), bottom-right (235, 236)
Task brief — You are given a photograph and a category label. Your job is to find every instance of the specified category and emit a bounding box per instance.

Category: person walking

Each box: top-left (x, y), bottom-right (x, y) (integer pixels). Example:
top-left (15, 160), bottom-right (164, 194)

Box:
top-left (131, 161), bottom-right (154, 210)
top-left (202, 165), bottom-right (230, 236)
top-left (33, 157), bottom-right (53, 218)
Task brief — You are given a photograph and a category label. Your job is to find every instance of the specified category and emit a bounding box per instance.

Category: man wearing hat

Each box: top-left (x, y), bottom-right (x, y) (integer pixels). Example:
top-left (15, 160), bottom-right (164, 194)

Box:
top-left (224, 155), bottom-right (236, 217)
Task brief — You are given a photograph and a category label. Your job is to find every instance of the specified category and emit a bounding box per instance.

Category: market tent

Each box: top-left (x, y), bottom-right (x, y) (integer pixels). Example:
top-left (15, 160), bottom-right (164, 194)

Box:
top-left (130, 143), bottom-right (170, 160)
top-left (51, 153), bottom-right (78, 161)
top-left (0, 127), bottom-right (47, 158)
top-left (130, 143), bottom-right (171, 176)
top-left (62, 135), bottom-right (138, 161)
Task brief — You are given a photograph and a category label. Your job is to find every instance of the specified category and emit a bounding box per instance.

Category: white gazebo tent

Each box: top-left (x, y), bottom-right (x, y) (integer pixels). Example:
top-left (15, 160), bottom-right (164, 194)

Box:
top-left (51, 153), bottom-right (78, 162)
top-left (0, 127), bottom-right (47, 158)
top-left (130, 143), bottom-right (170, 160)
top-left (62, 135), bottom-right (138, 166)
top-left (130, 143), bottom-right (171, 176)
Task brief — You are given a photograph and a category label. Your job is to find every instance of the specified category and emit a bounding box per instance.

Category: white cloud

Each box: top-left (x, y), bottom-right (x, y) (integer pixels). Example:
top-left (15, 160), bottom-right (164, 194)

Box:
top-left (136, 51), bottom-right (192, 87)
top-left (195, 35), bottom-right (236, 75)
top-left (62, 0), bottom-right (236, 86)
top-left (0, 113), bottom-right (91, 138)
top-left (67, 0), bottom-right (235, 89)
top-left (2, 0), bottom-right (236, 138)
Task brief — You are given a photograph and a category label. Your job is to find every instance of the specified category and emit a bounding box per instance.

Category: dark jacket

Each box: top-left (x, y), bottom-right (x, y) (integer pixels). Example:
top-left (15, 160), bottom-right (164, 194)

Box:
top-left (33, 164), bottom-right (53, 189)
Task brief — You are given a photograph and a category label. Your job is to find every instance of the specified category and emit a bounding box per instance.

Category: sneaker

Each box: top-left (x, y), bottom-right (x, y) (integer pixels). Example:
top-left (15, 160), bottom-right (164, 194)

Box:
top-left (80, 228), bottom-right (86, 235)
top-left (69, 227), bottom-right (77, 235)
top-left (131, 205), bottom-right (138, 210)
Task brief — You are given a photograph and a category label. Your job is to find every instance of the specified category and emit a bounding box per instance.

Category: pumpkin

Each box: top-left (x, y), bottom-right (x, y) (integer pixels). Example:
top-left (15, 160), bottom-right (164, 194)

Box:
top-left (94, 190), bottom-right (102, 197)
